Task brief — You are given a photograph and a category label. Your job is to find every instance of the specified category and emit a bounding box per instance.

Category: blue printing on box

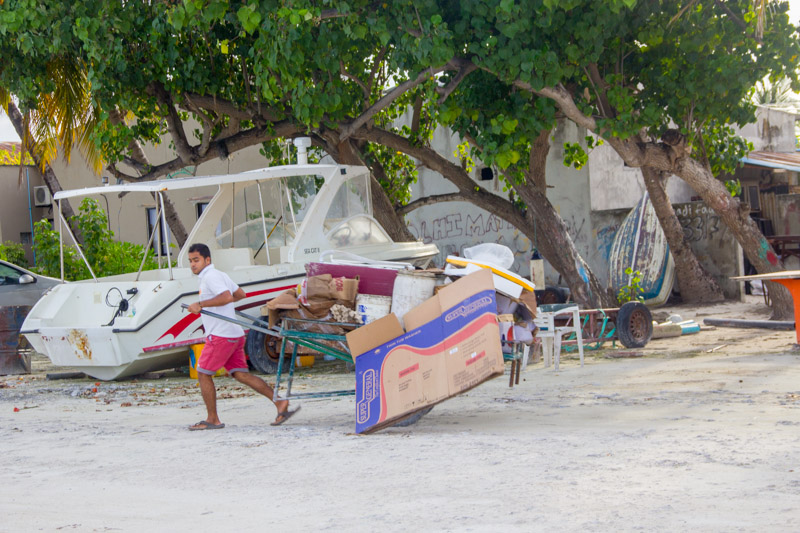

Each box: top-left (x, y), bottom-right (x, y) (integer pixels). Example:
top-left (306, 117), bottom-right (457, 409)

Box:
top-left (354, 288), bottom-right (497, 433)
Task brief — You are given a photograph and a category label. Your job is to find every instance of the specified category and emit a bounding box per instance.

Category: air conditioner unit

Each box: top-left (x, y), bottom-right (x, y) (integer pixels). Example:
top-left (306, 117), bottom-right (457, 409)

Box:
top-left (34, 186), bottom-right (52, 207)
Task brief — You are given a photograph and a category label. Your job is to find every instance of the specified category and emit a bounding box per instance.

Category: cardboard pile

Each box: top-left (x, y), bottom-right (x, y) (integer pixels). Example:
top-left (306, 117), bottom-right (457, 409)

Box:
top-left (345, 269), bottom-right (506, 433)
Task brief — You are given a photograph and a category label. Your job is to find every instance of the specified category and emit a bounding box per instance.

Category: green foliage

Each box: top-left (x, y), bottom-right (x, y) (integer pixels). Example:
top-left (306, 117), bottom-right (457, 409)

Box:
top-left (725, 179), bottom-right (742, 197)
top-left (700, 123), bottom-right (753, 176)
top-left (563, 136), bottom-right (604, 170)
top-left (0, 241), bottom-right (28, 267)
top-left (33, 198), bottom-right (162, 280)
top-left (617, 267), bottom-right (644, 304)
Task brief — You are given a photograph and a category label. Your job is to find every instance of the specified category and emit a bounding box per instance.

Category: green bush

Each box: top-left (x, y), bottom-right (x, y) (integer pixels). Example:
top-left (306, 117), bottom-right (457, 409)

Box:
top-left (33, 198), bottom-right (164, 280)
top-left (0, 240), bottom-right (28, 267)
top-left (617, 267), bottom-right (645, 305)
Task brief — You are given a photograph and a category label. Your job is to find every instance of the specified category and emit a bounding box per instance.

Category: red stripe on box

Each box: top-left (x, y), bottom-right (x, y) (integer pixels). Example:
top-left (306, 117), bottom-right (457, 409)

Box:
top-left (399, 363), bottom-right (419, 378)
top-left (465, 350), bottom-right (486, 366)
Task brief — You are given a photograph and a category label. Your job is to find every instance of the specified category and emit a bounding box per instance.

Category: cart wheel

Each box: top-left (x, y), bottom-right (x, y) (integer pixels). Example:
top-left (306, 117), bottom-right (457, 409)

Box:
top-left (391, 406), bottom-right (434, 427)
top-left (616, 301), bottom-right (653, 348)
top-left (245, 328), bottom-right (291, 374)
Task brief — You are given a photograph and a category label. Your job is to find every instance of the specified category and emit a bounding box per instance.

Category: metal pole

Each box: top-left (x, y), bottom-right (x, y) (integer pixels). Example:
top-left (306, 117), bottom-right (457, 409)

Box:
top-left (256, 182), bottom-right (271, 265)
top-left (25, 168), bottom-right (36, 265)
top-left (284, 177), bottom-right (298, 233)
top-left (279, 179), bottom-right (287, 245)
top-left (136, 203), bottom-right (162, 282)
top-left (59, 208), bottom-right (97, 281)
top-left (58, 200), bottom-right (64, 281)
top-left (231, 183), bottom-right (235, 248)
top-left (158, 192), bottom-right (174, 280)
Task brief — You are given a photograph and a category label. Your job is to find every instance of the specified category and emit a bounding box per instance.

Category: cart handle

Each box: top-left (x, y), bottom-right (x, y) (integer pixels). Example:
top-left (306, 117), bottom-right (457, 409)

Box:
top-left (181, 303), bottom-right (282, 338)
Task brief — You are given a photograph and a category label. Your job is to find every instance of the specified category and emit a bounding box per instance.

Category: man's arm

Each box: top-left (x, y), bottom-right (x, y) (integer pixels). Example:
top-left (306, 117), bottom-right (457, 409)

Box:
top-left (232, 287), bottom-right (246, 301)
top-left (187, 290), bottom-right (234, 314)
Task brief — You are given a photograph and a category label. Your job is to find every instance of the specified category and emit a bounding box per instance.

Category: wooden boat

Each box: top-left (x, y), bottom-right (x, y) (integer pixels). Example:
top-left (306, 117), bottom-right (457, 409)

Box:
top-left (608, 192), bottom-right (675, 306)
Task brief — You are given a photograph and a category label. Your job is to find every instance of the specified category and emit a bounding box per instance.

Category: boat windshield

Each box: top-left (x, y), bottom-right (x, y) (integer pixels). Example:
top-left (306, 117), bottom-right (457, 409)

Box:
top-left (323, 173), bottom-right (389, 246)
top-left (214, 175), bottom-right (320, 252)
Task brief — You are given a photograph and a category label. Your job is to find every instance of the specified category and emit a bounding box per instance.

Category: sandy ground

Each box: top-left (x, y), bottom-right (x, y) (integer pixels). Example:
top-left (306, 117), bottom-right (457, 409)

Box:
top-left (2, 295), bottom-right (800, 532)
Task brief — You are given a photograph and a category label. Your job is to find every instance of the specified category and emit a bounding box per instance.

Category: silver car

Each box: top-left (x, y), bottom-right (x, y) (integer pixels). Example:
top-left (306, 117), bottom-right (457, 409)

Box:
top-left (0, 260), bottom-right (62, 307)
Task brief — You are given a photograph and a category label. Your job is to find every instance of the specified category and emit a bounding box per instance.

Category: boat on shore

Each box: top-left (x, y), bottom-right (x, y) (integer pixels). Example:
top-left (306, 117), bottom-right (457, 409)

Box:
top-left (608, 192), bottom-right (675, 306)
top-left (21, 160), bottom-right (438, 380)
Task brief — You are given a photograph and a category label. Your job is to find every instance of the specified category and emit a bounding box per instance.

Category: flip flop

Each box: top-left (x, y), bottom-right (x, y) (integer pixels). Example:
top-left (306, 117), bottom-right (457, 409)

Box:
top-left (189, 420), bottom-right (225, 431)
top-left (271, 405), bottom-right (301, 426)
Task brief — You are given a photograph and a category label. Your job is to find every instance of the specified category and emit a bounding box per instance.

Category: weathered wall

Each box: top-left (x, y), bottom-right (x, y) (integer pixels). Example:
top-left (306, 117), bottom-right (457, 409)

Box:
top-left (587, 144), bottom-right (696, 211)
top-left (0, 165), bottom-right (46, 264)
top-left (738, 106), bottom-right (797, 152)
top-left (675, 202), bottom-right (742, 298)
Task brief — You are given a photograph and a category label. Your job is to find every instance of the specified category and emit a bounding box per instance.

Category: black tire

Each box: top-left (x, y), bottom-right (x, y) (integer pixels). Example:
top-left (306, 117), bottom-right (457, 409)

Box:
top-left (391, 406), bottom-right (434, 427)
top-left (245, 328), bottom-right (291, 374)
top-left (616, 301), bottom-right (653, 348)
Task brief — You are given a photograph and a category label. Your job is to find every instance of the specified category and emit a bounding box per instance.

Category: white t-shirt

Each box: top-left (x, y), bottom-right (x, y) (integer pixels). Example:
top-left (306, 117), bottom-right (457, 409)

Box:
top-left (198, 264), bottom-right (245, 338)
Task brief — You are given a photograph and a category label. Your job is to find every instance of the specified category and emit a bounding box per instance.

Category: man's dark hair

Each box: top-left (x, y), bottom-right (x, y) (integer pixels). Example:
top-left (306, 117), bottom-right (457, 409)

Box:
top-left (188, 243), bottom-right (211, 259)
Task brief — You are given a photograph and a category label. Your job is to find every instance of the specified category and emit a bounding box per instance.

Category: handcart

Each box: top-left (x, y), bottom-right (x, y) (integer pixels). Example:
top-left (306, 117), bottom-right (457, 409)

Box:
top-left (184, 305), bottom-right (435, 426)
top-left (544, 301), bottom-right (653, 352)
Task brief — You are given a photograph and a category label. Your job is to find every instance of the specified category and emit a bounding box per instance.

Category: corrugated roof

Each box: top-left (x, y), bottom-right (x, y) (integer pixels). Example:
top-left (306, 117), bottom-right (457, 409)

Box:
top-left (0, 142), bottom-right (34, 166)
top-left (741, 150), bottom-right (800, 172)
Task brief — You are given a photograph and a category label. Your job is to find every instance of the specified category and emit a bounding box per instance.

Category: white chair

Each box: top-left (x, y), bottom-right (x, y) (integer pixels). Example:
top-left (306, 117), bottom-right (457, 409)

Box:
top-left (535, 304), bottom-right (584, 371)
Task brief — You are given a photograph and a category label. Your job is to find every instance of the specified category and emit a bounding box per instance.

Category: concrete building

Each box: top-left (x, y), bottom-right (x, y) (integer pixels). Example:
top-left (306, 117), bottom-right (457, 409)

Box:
top-left (0, 143), bottom-right (46, 265)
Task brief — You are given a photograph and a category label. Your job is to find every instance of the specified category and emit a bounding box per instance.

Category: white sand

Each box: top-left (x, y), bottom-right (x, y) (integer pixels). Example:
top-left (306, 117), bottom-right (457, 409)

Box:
top-left (2, 295), bottom-right (800, 532)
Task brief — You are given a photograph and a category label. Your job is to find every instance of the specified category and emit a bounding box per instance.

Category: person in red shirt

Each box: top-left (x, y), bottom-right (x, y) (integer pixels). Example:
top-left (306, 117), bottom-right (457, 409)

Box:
top-left (185, 243), bottom-right (299, 430)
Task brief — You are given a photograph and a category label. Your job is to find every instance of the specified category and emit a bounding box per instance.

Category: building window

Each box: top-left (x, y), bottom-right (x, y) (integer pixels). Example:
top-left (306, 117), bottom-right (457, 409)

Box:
top-left (196, 201), bottom-right (209, 219)
top-left (145, 207), bottom-right (169, 255)
top-left (480, 167), bottom-right (494, 181)
top-left (20, 232), bottom-right (32, 245)
top-left (747, 185), bottom-right (760, 211)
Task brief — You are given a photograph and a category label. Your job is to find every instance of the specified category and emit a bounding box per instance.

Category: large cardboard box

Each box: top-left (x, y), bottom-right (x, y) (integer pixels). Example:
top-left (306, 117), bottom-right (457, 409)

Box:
top-left (346, 269), bottom-right (503, 434)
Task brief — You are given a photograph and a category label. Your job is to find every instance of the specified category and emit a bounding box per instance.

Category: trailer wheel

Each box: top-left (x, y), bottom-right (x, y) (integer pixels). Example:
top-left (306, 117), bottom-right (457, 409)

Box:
top-left (616, 301), bottom-right (653, 348)
top-left (245, 328), bottom-right (291, 374)
top-left (391, 406), bottom-right (434, 427)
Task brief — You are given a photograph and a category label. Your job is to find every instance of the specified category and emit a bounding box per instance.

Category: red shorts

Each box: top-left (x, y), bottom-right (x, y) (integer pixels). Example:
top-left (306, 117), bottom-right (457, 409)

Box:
top-left (197, 335), bottom-right (248, 375)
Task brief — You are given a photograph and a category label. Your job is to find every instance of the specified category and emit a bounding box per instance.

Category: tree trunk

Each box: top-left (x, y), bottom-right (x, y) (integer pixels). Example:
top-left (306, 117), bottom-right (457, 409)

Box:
top-left (108, 108), bottom-right (189, 248)
top-left (6, 100), bottom-right (80, 240)
top-left (641, 166), bottom-right (724, 303)
top-left (513, 129), bottom-right (615, 308)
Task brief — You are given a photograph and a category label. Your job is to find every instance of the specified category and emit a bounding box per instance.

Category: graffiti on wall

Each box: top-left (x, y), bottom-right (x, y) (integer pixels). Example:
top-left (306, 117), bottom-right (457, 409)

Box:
top-left (675, 203), bottom-right (722, 243)
top-left (407, 210), bottom-right (532, 273)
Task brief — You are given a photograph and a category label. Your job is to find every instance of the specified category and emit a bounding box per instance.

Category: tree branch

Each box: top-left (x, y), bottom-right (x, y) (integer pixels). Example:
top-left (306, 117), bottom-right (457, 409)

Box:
top-left (397, 193), bottom-right (466, 216)
top-left (339, 62), bottom-right (452, 141)
top-left (340, 60), bottom-right (370, 100)
top-left (436, 58), bottom-right (478, 104)
top-left (585, 63), bottom-right (614, 118)
top-left (150, 83), bottom-right (194, 163)
top-left (353, 126), bottom-right (530, 230)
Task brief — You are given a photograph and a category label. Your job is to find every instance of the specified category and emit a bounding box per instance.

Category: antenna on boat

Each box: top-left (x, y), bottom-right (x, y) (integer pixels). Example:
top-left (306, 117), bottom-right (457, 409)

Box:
top-left (293, 137), bottom-right (312, 165)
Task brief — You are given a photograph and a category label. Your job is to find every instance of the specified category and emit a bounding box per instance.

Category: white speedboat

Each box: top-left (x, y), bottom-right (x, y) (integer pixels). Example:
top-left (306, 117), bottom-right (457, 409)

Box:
top-left (21, 161), bottom-right (437, 380)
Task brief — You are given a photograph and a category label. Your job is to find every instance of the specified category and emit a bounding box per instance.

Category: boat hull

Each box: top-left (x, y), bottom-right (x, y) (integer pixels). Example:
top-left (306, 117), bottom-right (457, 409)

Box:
top-left (608, 194), bottom-right (675, 307)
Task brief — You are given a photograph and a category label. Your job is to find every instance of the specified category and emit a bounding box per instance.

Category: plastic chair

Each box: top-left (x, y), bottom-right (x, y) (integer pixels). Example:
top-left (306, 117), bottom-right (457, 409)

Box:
top-left (535, 304), bottom-right (584, 371)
